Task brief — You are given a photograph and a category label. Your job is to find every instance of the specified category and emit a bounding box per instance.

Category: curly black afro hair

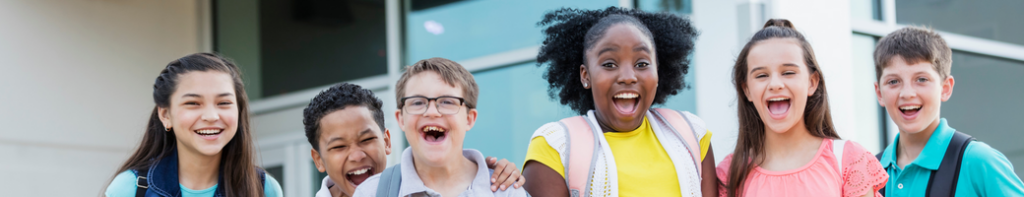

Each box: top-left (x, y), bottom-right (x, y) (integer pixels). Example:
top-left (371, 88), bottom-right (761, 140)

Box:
top-left (536, 7), bottom-right (698, 115)
top-left (303, 83), bottom-right (385, 151)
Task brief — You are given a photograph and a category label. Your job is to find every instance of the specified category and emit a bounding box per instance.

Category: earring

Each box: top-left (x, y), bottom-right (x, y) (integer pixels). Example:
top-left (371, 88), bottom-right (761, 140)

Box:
top-left (583, 83), bottom-right (588, 88)
top-left (166, 127), bottom-right (171, 132)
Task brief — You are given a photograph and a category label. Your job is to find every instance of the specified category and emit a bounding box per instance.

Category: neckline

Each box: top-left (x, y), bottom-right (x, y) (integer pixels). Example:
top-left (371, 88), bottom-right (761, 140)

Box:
top-left (753, 139), bottom-right (829, 175)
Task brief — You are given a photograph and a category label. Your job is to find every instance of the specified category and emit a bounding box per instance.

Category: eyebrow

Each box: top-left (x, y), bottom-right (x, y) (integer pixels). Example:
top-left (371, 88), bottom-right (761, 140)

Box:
top-left (181, 93), bottom-right (234, 98)
top-left (324, 129), bottom-right (374, 144)
top-left (597, 47), bottom-right (619, 56)
top-left (633, 45), bottom-right (651, 53)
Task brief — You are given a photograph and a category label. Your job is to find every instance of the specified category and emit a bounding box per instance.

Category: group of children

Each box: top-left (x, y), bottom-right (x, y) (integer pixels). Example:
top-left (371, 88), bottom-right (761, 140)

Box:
top-left (103, 6), bottom-right (1023, 197)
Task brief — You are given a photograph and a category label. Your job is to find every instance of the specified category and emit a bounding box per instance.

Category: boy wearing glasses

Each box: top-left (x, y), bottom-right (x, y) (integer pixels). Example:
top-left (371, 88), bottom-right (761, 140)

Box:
top-left (354, 58), bottom-right (528, 196)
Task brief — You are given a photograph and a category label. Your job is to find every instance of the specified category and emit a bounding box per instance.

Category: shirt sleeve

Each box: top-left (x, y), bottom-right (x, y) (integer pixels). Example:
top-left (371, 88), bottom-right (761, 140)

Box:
top-left (699, 130), bottom-right (713, 161)
top-left (105, 170), bottom-right (138, 197)
top-left (840, 141), bottom-right (888, 197)
top-left (264, 173), bottom-right (284, 197)
top-left (524, 136), bottom-right (565, 178)
top-left (961, 141), bottom-right (1024, 196)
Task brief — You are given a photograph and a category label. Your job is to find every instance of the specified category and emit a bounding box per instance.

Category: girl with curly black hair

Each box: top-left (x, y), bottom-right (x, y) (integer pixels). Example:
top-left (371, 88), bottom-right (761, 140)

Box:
top-left (522, 7), bottom-right (716, 197)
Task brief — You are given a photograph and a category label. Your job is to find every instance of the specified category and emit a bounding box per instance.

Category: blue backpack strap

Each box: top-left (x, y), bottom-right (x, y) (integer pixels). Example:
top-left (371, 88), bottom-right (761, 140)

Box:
top-left (134, 168), bottom-right (149, 197)
top-left (926, 131), bottom-right (974, 197)
top-left (258, 168), bottom-right (267, 187)
top-left (376, 164), bottom-right (403, 197)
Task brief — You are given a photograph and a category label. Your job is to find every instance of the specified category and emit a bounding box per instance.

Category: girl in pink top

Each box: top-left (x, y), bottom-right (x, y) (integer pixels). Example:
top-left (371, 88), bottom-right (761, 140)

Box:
top-left (716, 19), bottom-right (888, 197)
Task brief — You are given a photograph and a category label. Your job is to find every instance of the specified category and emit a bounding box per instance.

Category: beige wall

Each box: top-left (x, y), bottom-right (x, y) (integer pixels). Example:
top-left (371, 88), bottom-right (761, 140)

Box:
top-left (0, 0), bottom-right (203, 195)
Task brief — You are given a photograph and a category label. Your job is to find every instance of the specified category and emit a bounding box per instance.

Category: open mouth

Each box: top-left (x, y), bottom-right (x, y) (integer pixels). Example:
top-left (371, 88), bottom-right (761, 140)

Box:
top-left (767, 97), bottom-right (791, 116)
top-left (612, 92), bottom-right (640, 115)
top-left (899, 105), bottom-right (921, 117)
top-left (421, 126), bottom-right (448, 143)
top-left (345, 166), bottom-right (374, 186)
top-left (194, 129), bottom-right (223, 136)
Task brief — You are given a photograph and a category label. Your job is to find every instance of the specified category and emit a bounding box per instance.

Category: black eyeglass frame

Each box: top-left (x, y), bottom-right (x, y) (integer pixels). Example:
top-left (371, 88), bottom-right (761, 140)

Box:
top-left (399, 96), bottom-right (466, 114)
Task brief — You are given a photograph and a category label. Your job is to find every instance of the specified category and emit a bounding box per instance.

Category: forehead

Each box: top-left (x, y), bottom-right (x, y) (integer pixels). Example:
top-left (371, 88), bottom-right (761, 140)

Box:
top-left (173, 71), bottom-right (235, 97)
top-left (747, 38), bottom-right (805, 69)
top-left (402, 71), bottom-right (463, 97)
top-left (589, 24), bottom-right (653, 52)
top-left (882, 56), bottom-right (939, 75)
top-left (319, 105), bottom-right (379, 139)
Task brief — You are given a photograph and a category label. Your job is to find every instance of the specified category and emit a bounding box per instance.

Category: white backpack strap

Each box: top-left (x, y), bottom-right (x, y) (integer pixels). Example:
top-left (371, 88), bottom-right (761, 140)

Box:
top-left (833, 139), bottom-right (847, 173)
top-left (651, 108), bottom-right (702, 175)
top-left (559, 116), bottom-right (598, 197)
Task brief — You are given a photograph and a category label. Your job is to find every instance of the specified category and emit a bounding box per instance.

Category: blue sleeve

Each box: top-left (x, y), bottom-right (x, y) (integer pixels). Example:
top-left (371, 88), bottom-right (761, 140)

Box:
top-left (105, 170), bottom-right (138, 197)
top-left (264, 173), bottom-right (284, 197)
top-left (959, 142), bottom-right (1024, 196)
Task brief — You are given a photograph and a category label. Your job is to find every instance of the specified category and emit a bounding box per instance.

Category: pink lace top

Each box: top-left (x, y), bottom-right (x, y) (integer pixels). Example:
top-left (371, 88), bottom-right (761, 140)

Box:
top-left (716, 139), bottom-right (888, 197)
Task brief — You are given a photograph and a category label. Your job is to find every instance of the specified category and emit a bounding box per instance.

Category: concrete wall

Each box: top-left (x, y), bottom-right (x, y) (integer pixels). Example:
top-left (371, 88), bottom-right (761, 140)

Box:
top-left (0, 1), bottom-right (203, 195)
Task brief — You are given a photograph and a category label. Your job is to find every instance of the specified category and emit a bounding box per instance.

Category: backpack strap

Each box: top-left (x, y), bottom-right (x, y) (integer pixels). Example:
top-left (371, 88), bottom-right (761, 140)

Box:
top-left (135, 168), bottom-right (149, 197)
top-left (651, 108), bottom-right (702, 174)
top-left (926, 131), bottom-right (974, 197)
top-left (560, 116), bottom-right (598, 197)
top-left (833, 139), bottom-right (847, 173)
top-left (376, 164), bottom-right (403, 197)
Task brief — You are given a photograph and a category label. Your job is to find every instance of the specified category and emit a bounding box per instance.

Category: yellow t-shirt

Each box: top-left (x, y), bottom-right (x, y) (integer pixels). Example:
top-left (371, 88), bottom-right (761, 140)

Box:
top-left (524, 117), bottom-right (712, 196)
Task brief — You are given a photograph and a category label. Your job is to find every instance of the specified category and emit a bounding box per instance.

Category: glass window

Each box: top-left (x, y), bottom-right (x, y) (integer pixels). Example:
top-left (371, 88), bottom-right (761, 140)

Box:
top-left (404, 0), bottom-right (618, 63)
top-left (636, 0), bottom-right (692, 14)
top-left (850, 0), bottom-right (882, 21)
top-left (896, 0), bottom-right (1024, 46)
top-left (851, 34), bottom-right (885, 153)
top-left (215, 0), bottom-right (388, 99)
top-left (469, 63), bottom-right (578, 163)
top-left (941, 51), bottom-right (1024, 178)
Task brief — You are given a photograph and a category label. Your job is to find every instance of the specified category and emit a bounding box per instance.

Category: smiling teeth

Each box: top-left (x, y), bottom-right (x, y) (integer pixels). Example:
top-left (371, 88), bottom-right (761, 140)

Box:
top-left (196, 129), bottom-right (220, 135)
top-left (347, 168), bottom-right (369, 175)
top-left (900, 106), bottom-right (921, 110)
top-left (768, 98), bottom-right (789, 102)
top-left (614, 93), bottom-right (639, 99)
top-left (423, 126), bottom-right (445, 132)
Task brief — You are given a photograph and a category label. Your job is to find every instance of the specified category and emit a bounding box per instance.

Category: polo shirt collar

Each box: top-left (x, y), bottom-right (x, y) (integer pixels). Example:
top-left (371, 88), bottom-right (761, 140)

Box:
top-left (882, 118), bottom-right (955, 170)
top-left (397, 147), bottom-right (493, 197)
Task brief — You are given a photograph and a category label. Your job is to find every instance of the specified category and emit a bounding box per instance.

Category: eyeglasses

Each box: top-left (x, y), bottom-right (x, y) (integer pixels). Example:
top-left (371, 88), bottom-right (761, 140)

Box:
top-left (400, 96), bottom-right (465, 115)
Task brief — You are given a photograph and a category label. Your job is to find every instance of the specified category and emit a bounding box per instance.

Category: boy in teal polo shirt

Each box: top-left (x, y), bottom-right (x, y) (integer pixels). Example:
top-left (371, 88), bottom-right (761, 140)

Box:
top-left (873, 26), bottom-right (1024, 196)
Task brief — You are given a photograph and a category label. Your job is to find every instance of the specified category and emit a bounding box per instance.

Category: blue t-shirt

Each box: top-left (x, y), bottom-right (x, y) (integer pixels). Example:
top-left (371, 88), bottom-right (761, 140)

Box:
top-left (104, 170), bottom-right (283, 197)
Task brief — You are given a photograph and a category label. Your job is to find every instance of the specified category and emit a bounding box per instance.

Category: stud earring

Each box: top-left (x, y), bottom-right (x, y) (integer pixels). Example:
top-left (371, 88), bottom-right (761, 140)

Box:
top-left (166, 127), bottom-right (171, 132)
top-left (583, 83), bottom-right (588, 88)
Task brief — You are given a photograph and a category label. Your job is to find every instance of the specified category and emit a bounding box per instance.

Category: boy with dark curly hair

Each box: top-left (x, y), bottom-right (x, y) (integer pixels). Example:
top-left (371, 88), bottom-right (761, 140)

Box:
top-left (523, 7), bottom-right (715, 197)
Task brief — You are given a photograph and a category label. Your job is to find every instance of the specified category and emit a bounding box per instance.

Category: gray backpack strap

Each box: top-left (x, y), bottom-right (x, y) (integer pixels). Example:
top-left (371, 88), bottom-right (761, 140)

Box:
top-left (376, 164), bottom-right (403, 197)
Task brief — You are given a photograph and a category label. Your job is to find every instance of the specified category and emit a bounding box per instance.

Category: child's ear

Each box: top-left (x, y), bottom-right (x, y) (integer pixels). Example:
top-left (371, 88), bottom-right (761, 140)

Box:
top-left (807, 71), bottom-right (820, 96)
top-left (395, 109), bottom-right (404, 127)
top-left (941, 75), bottom-right (955, 102)
top-left (742, 84), bottom-right (753, 102)
top-left (158, 107), bottom-right (172, 131)
top-left (580, 64), bottom-right (591, 89)
top-left (311, 148), bottom-right (326, 173)
top-left (383, 128), bottom-right (392, 155)
top-left (875, 82), bottom-right (884, 107)
top-left (466, 108), bottom-right (478, 129)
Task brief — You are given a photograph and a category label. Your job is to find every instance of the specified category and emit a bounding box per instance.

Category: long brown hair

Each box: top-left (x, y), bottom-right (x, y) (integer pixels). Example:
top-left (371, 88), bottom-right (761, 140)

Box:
top-left (724, 19), bottom-right (840, 197)
top-left (109, 53), bottom-right (264, 196)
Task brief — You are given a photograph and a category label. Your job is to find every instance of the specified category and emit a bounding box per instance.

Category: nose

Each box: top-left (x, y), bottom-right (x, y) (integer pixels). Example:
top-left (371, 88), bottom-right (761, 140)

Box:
top-left (898, 82), bottom-right (917, 100)
top-left (767, 74), bottom-right (785, 91)
top-left (348, 147), bottom-right (367, 162)
top-left (616, 66), bottom-right (638, 85)
top-left (201, 107), bottom-right (220, 122)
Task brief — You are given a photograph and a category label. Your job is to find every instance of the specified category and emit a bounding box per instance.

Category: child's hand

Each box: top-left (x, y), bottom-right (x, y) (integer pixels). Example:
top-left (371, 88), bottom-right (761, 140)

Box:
top-left (485, 156), bottom-right (526, 192)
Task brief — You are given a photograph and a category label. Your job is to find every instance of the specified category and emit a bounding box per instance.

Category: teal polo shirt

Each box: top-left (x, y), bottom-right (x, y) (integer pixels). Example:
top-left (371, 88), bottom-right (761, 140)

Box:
top-left (880, 118), bottom-right (1024, 196)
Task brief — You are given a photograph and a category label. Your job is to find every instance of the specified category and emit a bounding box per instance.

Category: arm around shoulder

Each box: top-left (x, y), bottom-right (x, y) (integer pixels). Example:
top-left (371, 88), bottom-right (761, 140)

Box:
top-left (105, 170), bottom-right (139, 197)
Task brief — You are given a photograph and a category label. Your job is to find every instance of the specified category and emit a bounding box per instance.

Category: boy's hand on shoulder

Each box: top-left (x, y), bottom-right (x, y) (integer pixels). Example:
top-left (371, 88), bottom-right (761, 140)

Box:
top-left (486, 156), bottom-right (526, 192)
